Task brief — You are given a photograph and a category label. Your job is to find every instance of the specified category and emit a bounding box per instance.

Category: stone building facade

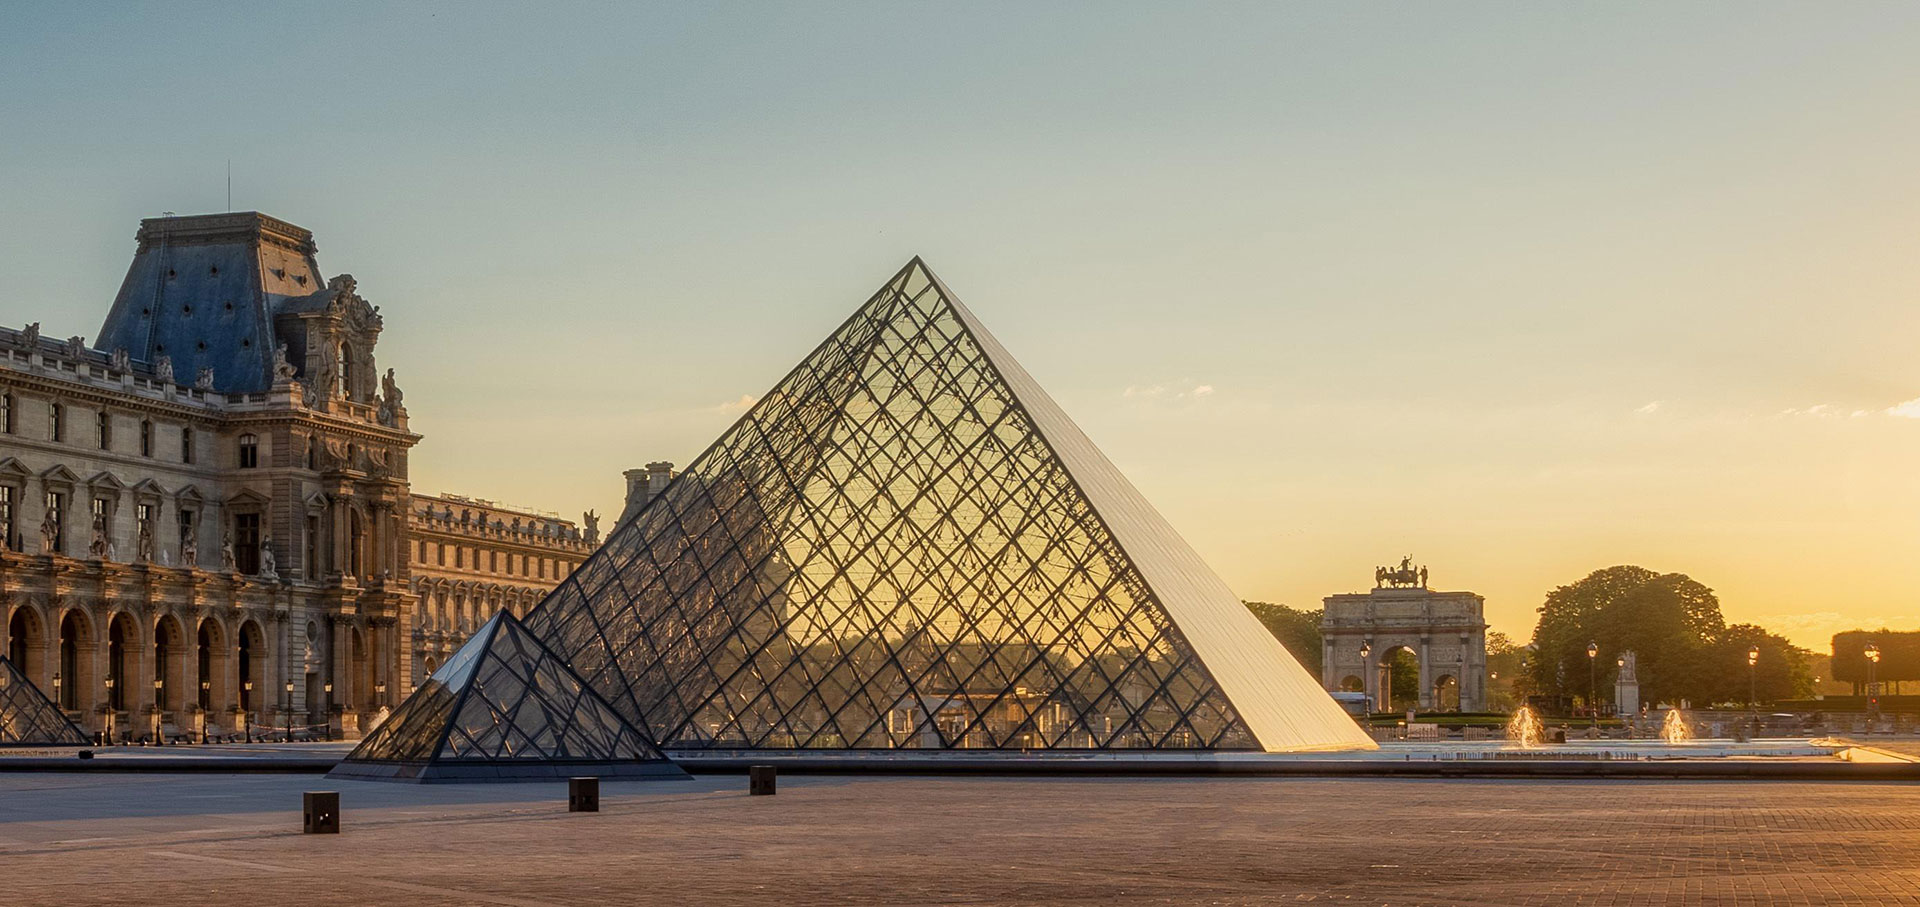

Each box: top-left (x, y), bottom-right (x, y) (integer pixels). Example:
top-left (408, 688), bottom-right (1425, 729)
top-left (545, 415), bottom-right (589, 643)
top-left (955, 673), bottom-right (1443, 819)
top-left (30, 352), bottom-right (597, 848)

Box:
top-left (1322, 559), bottom-right (1487, 713)
top-left (0, 212), bottom-right (588, 741)
top-left (407, 493), bottom-right (592, 676)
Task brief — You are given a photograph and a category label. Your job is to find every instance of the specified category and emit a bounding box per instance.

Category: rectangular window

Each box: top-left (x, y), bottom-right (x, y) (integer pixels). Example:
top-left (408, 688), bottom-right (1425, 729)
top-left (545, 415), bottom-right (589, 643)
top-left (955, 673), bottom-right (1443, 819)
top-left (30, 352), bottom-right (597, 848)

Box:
top-left (0, 485), bottom-right (13, 550)
top-left (521, 554), bottom-right (529, 577)
top-left (97, 410), bottom-right (111, 450)
top-left (238, 434), bottom-right (258, 469)
top-left (455, 546), bottom-right (464, 569)
top-left (2, 393), bottom-right (12, 433)
top-left (136, 502), bottom-right (154, 552)
top-left (417, 539), bottom-right (428, 562)
top-left (234, 513), bottom-right (260, 574)
top-left (436, 543), bottom-right (445, 566)
top-left (489, 550), bottom-right (497, 573)
top-left (49, 402), bottom-right (63, 442)
top-left (177, 508), bottom-right (195, 564)
top-left (539, 557), bottom-right (547, 579)
top-left (45, 491), bottom-right (64, 552)
top-left (182, 428), bottom-right (194, 464)
top-left (306, 515), bottom-right (321, 580)
top-left (139, 420), bottom-right (152, 457)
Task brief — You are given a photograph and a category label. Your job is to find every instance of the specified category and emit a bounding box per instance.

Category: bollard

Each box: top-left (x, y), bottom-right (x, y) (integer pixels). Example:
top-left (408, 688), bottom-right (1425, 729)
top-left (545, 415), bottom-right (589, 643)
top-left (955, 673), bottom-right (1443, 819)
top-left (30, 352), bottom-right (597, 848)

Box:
top-left (749, 764), bottom-right (776, 796)
top-left (303, 791), bottom-right (340, 834)
top-left (568, 776), bottom-right (600, 813)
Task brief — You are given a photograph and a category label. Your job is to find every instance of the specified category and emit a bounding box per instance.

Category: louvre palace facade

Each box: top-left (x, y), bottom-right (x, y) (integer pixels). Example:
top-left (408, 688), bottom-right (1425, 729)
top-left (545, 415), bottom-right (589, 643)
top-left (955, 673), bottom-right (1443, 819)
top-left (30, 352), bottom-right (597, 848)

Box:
top-left (0, 212), bottom-right (596, 741)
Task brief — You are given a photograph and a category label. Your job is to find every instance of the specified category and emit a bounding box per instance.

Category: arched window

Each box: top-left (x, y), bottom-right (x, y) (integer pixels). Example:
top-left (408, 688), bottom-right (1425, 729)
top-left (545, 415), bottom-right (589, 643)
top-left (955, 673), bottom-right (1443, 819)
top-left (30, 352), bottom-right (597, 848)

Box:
top-left (238, 433), bottom-right (258, 469)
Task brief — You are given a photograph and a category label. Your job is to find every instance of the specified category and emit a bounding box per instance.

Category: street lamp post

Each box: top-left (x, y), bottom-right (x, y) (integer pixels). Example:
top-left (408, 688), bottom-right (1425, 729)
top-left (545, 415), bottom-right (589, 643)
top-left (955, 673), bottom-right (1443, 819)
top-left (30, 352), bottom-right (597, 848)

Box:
top-left (1865, 643), bottom-right (1881, 733)
top-left (243, 680), bottom-right (253, 743)
top-left (323, 681), bottom-right (334, 741)
top-left (103, 676), bottom-right (115, 746)
top-left (1747, 645), bottom-right (1760, 737)
top-left (284, 680), bottom-right (294, 742)
top-left (52, 672), bottom-right (61, 712)
top-left (199, 680), bottom-right (211, 743)
top-left (1586, 642), bottom-right (1599, 728)
top-left (1359, 642), bottom-right (1374, 713)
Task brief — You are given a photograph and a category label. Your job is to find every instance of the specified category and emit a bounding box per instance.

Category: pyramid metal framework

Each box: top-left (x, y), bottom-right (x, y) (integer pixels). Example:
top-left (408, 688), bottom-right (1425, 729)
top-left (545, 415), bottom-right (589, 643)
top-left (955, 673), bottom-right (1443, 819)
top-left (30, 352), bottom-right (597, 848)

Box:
top-left (513, 259), bottom-right (1373, 753)
top-left (0, 656), bottom-right (89, 747)
top-left (331, 612), bottom-right (687, 782)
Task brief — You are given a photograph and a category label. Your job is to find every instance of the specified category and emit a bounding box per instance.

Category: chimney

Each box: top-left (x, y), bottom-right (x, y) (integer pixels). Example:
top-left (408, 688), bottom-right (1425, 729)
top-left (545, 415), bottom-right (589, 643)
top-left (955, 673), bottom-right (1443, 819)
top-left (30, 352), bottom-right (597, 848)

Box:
top-left (622, 461), bottom-right (677, 522)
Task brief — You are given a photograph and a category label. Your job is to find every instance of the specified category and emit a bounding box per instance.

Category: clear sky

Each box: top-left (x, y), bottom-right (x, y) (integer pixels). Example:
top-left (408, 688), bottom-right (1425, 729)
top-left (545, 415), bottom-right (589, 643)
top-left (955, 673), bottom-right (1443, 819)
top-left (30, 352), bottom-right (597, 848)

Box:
top-left (3, 4), bottom-right (1918, 649)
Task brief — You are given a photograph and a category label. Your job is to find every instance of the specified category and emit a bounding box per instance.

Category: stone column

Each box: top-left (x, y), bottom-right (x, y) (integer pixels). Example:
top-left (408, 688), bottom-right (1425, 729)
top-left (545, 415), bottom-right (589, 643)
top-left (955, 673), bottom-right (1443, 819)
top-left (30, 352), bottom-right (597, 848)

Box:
top-left (1417, 637), bottom-right (1433, 711)
top-left (89, 613), bottom-right (110, 735)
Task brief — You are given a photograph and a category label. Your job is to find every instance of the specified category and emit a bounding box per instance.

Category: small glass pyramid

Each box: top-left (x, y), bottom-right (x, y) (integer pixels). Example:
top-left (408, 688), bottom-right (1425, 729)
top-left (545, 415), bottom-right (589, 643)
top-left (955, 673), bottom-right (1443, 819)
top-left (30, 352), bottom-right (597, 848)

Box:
top-left (0, 656), bottom-right (88, 747)
top-left (330, 611), bottom-right (687, 782)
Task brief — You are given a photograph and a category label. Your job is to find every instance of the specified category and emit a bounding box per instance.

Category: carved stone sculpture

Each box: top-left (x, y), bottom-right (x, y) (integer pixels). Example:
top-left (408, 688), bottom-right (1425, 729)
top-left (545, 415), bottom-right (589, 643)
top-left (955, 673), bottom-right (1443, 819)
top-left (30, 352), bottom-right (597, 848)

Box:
top-left (154, 355), bottom-right (174, 383)
top-left (88, 512), bottom-right (110, 559)
top-left (272, 343), bottom-right (298, 384)
top-left (220, 532), bottom-right (237, 572)
top-left (382, 368), bottom-right (403, 408)
top-left (110, 347), bottom-right (131, 372)
top-left (259, 535), bottom-right (278, 579)
top-left (20, 322), bottom-right (39, 349)
top-left (39, 507), bottom-right (57, 555)
top-left (195, 367), bottom-right (215, 390)
top-left (136, 520), bottom-right (154, 563)
top-left (64, 336), bottom-right (85, 359)
top-left (583, 510), bottom-right (601, 545)
top-left (181, 529), bottom-right (198, 569)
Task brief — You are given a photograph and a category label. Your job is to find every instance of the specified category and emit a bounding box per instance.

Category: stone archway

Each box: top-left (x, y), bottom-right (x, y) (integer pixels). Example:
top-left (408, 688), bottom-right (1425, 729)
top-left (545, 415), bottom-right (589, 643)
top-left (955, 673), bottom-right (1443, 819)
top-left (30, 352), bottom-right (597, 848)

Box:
top-left (8, 603), bottom-right (47, 687)
top-left (57, 609), bottom-right (93, 712)
top-left (1322, 571), bottom-right (1489, 713)
top-left (1432, 674), bottom-right (1460, 712)
top-left (153, 614), bottom-right (189, 713)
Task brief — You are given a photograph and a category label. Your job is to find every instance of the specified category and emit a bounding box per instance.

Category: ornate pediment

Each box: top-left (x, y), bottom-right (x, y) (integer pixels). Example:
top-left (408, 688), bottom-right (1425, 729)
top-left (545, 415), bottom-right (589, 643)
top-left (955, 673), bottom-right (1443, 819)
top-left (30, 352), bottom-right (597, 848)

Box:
top-left (226, 488), bottom-right (271, 508)
top-left (85, 470), bottom-right (128, 492)
top-left (327, 274), bottom-right (383, 333)
top-left (0, 456), bottom-right (32, 478)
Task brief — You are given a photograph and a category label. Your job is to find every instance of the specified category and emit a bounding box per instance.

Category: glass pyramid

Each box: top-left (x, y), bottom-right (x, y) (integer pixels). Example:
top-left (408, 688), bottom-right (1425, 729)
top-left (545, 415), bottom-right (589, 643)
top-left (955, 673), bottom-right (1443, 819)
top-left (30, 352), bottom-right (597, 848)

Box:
top-left (514, 259), bottom-right (1373, 753)
top-left (330, 611), bottom-right (688, 782)
top-left (0, 656), bottom-right (88, 747)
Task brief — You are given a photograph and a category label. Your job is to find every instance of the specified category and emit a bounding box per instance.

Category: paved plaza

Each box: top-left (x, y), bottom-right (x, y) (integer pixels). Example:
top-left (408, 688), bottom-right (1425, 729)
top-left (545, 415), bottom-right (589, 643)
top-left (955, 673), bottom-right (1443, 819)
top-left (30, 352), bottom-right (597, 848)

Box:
top-left (1, 771), bottom-right (1917, 906)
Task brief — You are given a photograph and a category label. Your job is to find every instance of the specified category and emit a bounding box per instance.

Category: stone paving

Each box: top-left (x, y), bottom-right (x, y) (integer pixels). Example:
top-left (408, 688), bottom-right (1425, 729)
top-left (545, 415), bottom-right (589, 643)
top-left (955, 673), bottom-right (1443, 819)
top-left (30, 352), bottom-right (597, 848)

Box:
top-left (0, 772), bottom-right (1916, 905)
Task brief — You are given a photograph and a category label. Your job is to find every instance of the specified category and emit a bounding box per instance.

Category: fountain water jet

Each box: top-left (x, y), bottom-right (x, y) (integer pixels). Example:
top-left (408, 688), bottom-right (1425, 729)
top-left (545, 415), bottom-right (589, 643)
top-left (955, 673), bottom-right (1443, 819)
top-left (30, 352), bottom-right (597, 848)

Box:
top-left (1506, 705), bottom-right (1545, 748)
top-left (1660, 708), bottom-right (1692, 744)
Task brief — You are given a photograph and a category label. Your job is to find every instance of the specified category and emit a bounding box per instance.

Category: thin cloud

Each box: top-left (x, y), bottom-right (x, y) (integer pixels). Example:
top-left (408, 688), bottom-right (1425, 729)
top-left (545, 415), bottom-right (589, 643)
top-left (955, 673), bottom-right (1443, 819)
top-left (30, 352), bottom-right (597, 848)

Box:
top-left (715, 393), bottom-right (758, 414)
top-left (1123, 381), bottom-right (1217, 402)
top-left (1635, 401), bottom-right (1662, 414)
top-left (1888, 397), bottom-right (1920, 419)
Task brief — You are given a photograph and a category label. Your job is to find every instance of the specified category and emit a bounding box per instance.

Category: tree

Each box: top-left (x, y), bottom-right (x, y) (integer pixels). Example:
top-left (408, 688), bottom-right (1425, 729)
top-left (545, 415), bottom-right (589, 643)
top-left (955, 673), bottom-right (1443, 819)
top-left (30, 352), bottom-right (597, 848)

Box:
top-left (1527, 565), bottom-right (1816, 710)
top-left (1699, 624), bottom-right (1814, 705)
top-left (1527, 566), bottom-right (1724, 709)
top-left (1831, 630), bottom-right (1920, 693)
top-left (1485, 631), bottom-right (1525, 711)
top-left (1244, 602), bottom-right (1322, 677)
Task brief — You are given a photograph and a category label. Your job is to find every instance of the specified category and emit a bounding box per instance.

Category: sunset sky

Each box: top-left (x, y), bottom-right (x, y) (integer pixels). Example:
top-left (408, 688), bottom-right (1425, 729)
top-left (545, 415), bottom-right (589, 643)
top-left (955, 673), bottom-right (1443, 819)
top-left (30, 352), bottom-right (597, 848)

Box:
top-left (3, 4), bottom-right (1917, 649)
